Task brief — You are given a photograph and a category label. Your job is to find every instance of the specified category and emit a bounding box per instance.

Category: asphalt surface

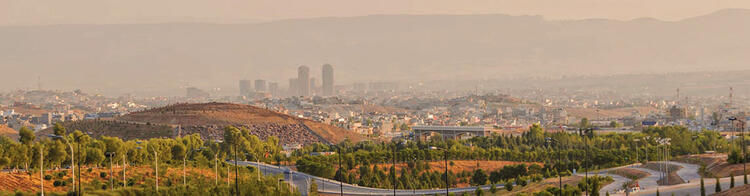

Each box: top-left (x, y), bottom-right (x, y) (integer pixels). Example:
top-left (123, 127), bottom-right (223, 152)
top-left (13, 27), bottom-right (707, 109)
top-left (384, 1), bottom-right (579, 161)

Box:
top-left (663, 161), bottom-right (701, 183)
top-left (234, 160), bottom-right (715, 196)
top-left (635, 175), bottom-right (745, 196)
top-left (234, 161), bottom-right (499, 196)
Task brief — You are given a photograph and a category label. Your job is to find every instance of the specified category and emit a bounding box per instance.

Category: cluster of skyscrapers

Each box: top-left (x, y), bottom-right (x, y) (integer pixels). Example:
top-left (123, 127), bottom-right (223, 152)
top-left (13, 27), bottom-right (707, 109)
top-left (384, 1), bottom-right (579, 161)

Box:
top-left (239, 64), bottom-right (334, 98)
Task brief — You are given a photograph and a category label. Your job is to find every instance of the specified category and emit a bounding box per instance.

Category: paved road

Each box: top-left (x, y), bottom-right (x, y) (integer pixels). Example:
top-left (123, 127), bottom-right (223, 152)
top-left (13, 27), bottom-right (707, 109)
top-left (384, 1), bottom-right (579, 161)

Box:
top-left (597, 171), bottom-right (630, 195)
top-left (631, 166), bottom-right (661, 190)
top-left (634, 175), bottom-right (744, 196)
top-left (234, 161), bottom-right (499, 196)
top-left (574, 163), bottom-right (640, 195)
top-left (662, 161), bottom-right (700, 183)
top-left (592, 162), bottom-right (700, 196)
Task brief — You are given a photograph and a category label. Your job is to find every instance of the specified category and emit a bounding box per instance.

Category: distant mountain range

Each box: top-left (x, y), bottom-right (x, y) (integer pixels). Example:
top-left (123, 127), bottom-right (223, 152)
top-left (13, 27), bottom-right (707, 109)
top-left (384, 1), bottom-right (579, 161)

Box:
top-left (1, 9), bottom-right (749, 96)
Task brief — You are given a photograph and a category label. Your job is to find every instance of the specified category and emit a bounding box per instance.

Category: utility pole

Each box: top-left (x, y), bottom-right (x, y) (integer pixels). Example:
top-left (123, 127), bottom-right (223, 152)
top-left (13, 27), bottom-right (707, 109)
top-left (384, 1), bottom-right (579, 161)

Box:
top-left (742, 120), bottom-right (748, 184)
top-left (77, 141), bottom-right (81, 196)
top-left (40, 145), bottom-right (44, 196)
top-left (547, 137), bottom-right (562, 196)
top-left (585, 129), bottom-right (590, 196)
top-left (215, 153), bottom-right (218, 186)
top-left (234, 144), bottom-right (240, 196)
top-left (338, 146), bottom-right (343, 196)
top-left (393, 144), bottom-right (397, 196)
top-left (106, 152), bottom-right (115, 191)
top-left (445, 148), bottom-right (449, 196)
top-left (123, 154), bottom-right (126, 188)
top-left (155, 150), bottom-right (159, 191)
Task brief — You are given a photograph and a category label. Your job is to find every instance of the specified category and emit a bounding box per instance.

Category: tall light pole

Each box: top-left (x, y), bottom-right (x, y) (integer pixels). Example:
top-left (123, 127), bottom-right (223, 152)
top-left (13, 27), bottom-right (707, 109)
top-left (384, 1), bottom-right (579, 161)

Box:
top-left (215, 153), bottom-right (219, 186)
top-left (633, 139), bottom-right (641, 166)
top-left (336, 145), bottom-right (343, 196)
top-left (233, 143), bottom-right (240, 196)
top-left (47, 134), bottom-right (74, 194)
top-left (105, 152), bottom-right (116, 191)
top-left (546, 137), bottom-right (562, 196)
top-left (73, 132), bottom-right (90, 196)
top-left (40, 144), bottom-right (44, 196)
top-left (136, 142), bottom-right (158, 191)
top-left (122, 153), bottom-right (127, 189)
top-left (392, 143), bottom-right (397, 196)
top-left (585, 128), bottom-right (594, 196)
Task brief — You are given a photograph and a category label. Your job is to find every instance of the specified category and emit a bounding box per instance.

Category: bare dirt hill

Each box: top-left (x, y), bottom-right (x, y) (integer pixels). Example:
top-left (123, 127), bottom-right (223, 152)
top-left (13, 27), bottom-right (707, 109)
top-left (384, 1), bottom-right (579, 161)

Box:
top-left (0, 125), bottom-right (18, 140)
top-left (116, 102), bottom-right (362, 144)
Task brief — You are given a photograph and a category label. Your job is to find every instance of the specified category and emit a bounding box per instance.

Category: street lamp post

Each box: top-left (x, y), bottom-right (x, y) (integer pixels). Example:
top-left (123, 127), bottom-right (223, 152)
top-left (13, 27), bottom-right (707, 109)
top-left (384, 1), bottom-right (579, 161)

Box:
top-left (233, 143), bottom-right (240, 196)
top-left (122, 153), bottom-right (127, 189)
top-left (585, 128), bottom-right (594, 196)
top-left (336, 145), bottom-right (343, 196)
top-left (392, 143), bottom-right (397, 196)
top-left (73, 132), bottom-right (90, 196)
top-left (105, 152), bottom-right (116, 191)
top-left (546, 137), bottom-right (562, 196)
top-left (136, 142), bottom-right (159, 191)
top-left (445, 147), bottom-right (449, 196)
top-left (743, 120), bottom-right (747, 185)
top-left (40, 144), bottom-right (44, 196)
top-left (47, 134), bottom-right (75, 194)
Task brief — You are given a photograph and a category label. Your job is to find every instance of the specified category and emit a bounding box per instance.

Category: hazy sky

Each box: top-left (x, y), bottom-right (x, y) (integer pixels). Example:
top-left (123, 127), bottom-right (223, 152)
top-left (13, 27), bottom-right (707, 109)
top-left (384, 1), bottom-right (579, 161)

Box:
top-left (2, 0), bottom-right (750, 25)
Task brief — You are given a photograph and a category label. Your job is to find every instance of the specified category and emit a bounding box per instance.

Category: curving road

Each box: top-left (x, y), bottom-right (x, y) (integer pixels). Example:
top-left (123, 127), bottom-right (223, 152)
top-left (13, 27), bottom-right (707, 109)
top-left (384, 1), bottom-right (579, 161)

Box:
top-left (234, 161), bottom-right (499, 196)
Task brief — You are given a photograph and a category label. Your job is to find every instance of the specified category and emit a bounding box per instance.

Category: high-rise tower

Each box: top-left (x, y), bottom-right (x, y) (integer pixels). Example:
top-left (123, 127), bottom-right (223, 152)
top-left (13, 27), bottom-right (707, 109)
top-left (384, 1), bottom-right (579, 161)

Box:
top-left (297, 66), bottom-right (310, 96)
top-left (239, 80), bottom-right (253, 97)
top-left (322, 64), bottom-right (334, 96)
top-left (254, 79), bottom-right (266, 92)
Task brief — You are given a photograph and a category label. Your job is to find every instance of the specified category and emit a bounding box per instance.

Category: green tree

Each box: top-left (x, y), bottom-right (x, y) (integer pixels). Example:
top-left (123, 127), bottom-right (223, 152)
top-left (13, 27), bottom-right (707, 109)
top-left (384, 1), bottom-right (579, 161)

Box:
top-left (172, 143), bottom-right (186, 161)
top-left (52, 123), bottom-right (67, 136)
top-left (309, 181), bottom-right (319, 196)
top-left (471, 169), bottom-right (488, 186)
top-left (86, 148), bottom-right (105, 166)
top-left (489, 170), bottom-right (502, 184)
top-left (475, 186), bottom-right (484, 196)
top-left (590, 179), bottom-right (600, 196)
top-left (505, 181), bottom-right (513, 191)
top-left (18, 127), bottom-right (35, 145)
top-left (489, 184), bottom-right (497, 194)
top-left (580, 118), bottom-right (591, 128)
top-left (609, 121), bottom-right (620, 128)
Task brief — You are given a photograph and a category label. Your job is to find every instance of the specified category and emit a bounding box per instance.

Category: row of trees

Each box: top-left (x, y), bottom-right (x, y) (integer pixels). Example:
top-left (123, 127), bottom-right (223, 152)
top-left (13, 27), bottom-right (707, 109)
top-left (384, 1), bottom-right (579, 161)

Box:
top-left (0, 124), bottom-right (299, 195)
top-left (294, 124), bottom-right (734, 192)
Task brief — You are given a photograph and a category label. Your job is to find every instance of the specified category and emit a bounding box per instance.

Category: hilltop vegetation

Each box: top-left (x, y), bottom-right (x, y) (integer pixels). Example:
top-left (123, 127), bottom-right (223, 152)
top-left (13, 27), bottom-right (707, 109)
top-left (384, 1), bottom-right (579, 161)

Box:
top-left (38, 120), bottom-right (173, 140)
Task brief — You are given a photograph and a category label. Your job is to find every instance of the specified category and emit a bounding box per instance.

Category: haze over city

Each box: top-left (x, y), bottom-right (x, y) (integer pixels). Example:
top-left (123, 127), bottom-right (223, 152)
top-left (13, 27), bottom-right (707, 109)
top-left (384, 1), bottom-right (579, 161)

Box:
top-left (2, 1), bottom-right (750, 196)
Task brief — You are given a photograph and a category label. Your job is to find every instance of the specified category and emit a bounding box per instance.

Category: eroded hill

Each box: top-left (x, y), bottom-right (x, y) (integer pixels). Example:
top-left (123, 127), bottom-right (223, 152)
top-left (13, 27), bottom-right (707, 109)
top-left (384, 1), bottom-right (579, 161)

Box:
top-left (115, 102), bottom-right (362, 144)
